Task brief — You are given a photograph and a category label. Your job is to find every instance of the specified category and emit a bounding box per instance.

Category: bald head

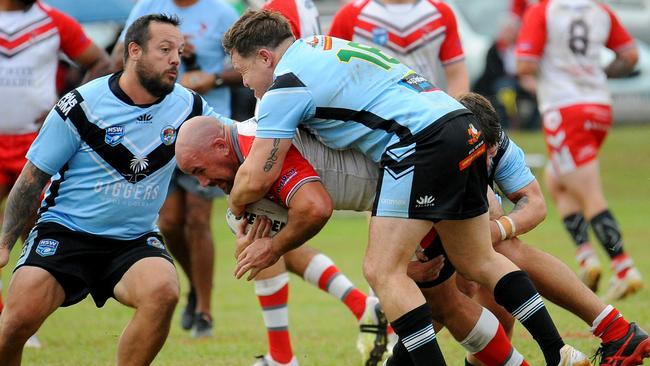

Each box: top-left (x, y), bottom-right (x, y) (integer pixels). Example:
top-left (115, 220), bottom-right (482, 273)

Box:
top-left (175, 116), bottom-right (239, 192)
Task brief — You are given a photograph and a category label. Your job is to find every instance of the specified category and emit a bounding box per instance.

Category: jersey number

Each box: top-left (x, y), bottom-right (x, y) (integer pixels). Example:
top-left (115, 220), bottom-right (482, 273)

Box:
top-left (569, 19), bottom-right (589, 56)
top-left (336, 42), bottom-right (400, 70)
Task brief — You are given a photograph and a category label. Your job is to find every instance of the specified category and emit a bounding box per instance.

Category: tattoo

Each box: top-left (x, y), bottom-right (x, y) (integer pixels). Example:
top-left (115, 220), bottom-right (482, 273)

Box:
top-left (511, 196), bottom-right (529, 214)
top-left (0, 162), bottom-right (51, 251)
top-left (605, 58), bottom-right (634, 78)
top-left (263, 139), bottom-right (281, 172)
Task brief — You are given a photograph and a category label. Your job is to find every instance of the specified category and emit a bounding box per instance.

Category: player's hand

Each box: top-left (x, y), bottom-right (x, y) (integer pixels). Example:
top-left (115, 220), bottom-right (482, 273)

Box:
top-left (406, 255), bottom-right (445, 283)
top-left (234, 215), bottom-right (269, 258)
top-left (235, 229), bottom-right (281, 281)
top-left (181, 71), bottom-right (216, 94)
top-left (0, 244), bottom-right (11, 269)
top-left (489, 220), bottom-right (502, 245)
top-left (182, 35), bottom-right (196, 57)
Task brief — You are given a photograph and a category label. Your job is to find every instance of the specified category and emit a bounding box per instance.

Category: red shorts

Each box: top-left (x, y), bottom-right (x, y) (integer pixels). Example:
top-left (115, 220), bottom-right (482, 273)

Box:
top-left (542, 104), bottom-right (612, 175)
top-left (0, 132), bottom-right (38, 186)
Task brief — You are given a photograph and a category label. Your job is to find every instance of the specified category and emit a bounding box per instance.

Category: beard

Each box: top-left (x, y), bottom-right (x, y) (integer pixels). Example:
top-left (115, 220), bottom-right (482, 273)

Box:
top-left (135, 61), bottom-right (177, 98)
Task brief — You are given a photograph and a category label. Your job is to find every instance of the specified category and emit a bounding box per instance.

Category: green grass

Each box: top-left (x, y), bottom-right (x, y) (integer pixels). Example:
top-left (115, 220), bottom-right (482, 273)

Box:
top-left (4, 125), bottom-right (650, 365)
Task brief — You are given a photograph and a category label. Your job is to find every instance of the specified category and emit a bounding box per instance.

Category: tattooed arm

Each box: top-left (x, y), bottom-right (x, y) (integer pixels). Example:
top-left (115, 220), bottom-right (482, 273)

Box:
top-left (503, 179), bottom-right (546, 238)
top-left (228, 137), bottom-right (293, 216)
top-left (0, 162), bottom-right (52, 268)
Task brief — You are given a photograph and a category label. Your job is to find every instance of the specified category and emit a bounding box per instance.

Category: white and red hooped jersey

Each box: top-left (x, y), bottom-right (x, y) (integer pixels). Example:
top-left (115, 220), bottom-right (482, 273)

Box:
top-left (328, 0), bottom-right (464, 86)
top-left (0, 1), bottom-right (91, 135)
top-left (511, 0), bottom-right (538, 19)
top-left (516, 0), bottom-right (635, 112)
top-left (263, 0), bottom-right (321, 38)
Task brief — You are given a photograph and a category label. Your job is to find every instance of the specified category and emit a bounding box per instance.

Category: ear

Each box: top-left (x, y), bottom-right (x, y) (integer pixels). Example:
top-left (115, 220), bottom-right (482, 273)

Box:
top-left (212, 137), bottom-right (230, 155)
top-left (257, 48), bottom-right (275, 68)
top-left (128, 42), bottom-right (143, 61)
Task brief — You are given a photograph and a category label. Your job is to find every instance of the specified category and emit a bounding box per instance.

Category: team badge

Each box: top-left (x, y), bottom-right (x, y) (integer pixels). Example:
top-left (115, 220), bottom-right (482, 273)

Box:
top-left (306, 36), bottom-right (319, 48)
top-left (467, 123), bottom-right (481, 145)
top-left (146, 237), bottom-right (165, 250)
top-left (160, 125), bottom-right (176, 145)
top-left (372, 27), bottom-right (388, 46)
top-left (36, 239), bottom-right (59, 257)
top-left (105, 126), bottom-right (125, 146)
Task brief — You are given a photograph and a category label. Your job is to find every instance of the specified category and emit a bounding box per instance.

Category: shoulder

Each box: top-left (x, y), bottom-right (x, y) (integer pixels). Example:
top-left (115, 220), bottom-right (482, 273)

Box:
top-left (236, 119), bottom-right (258, 137)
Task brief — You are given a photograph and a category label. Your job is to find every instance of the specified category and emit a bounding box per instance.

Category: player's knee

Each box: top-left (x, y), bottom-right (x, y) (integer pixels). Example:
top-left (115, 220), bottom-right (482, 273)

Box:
top-left (0, 309), bottom-right (42, 340)
top-left (184, 208), bottom-right (211, 233)
top-left (141, 279), bottom-right (180, 314)
top-left (362, 258), bottom-right (392, 289)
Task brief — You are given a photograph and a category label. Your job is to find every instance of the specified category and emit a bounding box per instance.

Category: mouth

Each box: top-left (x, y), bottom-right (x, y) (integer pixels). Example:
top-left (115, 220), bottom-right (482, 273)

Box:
top-left (166, 70), bottom-right (178, 78)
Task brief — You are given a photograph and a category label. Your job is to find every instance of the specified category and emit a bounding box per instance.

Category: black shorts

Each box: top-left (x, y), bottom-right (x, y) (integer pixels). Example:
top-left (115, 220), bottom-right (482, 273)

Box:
top-left (416, 232), bottom-right (456, 288)
top-left (15, 222), bottom-right (174, 308)
top-left (373, 111), bottom-right (489, 220)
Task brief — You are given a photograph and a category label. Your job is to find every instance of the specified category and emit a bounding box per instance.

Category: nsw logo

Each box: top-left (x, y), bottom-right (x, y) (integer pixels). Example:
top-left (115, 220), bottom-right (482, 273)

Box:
top-left (415, 195), bottom-right (435, 208)
top-left (36, 239), bottom-right (59, 257)
top-left (105, 125), bottom-right (125, 146)
top-left (136, 113), bottom-right (153, 124)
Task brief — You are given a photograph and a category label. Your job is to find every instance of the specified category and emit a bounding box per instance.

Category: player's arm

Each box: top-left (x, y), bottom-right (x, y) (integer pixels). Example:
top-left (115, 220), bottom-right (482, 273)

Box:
top-left (229, 137), bottom-right (293, 215)
top-left (502, 179), bottom-right (546, 238)
top-left (443, 60), bottom-right (469, 97)
top-left (605, 47), bottom-right (638, 78)
top-left (515, 2), bottom-right (546, 93)
top-left (73, 43), bottom-right (112, 83)
top-left (0, 163), bottom-right (52, 266)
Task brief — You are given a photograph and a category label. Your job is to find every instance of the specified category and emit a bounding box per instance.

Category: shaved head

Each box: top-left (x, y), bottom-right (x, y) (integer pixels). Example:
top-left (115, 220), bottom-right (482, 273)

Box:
top-left (175, 116), bottom-right (240, 192)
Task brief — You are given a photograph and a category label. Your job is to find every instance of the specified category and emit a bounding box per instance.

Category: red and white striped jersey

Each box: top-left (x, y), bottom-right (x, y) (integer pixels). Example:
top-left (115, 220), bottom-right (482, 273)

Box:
top-left (328, 0), bottom-right (463, 86)
top-left (0, 1), bottom-right (91, 135)
top-left (511, 0), bottom-right (538, 19)
top-left (516, 0), bottom-right (634, 112)
top-left (263, 0), bottom-right (321, 38)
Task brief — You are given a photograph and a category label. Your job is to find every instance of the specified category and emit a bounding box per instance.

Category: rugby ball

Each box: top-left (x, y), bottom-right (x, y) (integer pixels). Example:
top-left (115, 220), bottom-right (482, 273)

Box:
top-left (225, 198), bottom-right (289, 237)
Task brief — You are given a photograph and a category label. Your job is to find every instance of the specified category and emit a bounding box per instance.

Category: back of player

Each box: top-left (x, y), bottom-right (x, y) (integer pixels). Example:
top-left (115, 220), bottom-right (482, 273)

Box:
top-left (256, 36), bottom-right (467, 163)
top-left (263, 0), bottom-right (320, 38)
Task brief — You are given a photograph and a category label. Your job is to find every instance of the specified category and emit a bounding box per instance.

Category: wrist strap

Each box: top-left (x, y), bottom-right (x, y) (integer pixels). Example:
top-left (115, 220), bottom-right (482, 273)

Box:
top-left (495, 219), bottom-right (507, 241)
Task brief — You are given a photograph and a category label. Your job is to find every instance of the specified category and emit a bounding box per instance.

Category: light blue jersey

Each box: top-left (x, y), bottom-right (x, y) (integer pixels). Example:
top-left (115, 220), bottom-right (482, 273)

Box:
top-left (256, 36), bottom-right (467, 163)
top-left (27, 73), bottom-right (222, 239)
top-left (490, 132), bottom-right (535, 196)
top-left (120, 0), bottom-right (238, 116)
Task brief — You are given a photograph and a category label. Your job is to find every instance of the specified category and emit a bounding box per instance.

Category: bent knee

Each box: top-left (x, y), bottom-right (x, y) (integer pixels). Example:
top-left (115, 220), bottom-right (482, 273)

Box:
top-left (0, 309), bottom-right (43, 340)
top-left (139, 280), bottom-right (180, 311)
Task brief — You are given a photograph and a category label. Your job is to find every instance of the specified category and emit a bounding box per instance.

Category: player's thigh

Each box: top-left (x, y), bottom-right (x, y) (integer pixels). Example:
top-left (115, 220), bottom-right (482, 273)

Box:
top-left (113, 257), bottom-right (179, 309)
top-left (3, 266), bottom-right (65, 325)
top-left (158, 189), bottom-right (186, 230)
top-left (283, 245), bottom-right (320, 275)
top-left (366, 217), bottom-right (433, 272)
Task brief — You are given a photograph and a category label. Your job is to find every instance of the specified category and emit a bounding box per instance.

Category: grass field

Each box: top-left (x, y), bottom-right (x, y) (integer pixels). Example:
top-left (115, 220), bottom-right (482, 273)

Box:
top-left (3, 125), bottom-right (650, 365)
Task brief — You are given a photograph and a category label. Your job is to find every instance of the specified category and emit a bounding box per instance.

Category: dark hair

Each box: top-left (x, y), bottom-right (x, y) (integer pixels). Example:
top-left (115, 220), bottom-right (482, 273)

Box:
top-left (222, 10), bottom-right (295, 57)
top-left (457, 92), bottom-right (502, 147)
top-left (123, 13), bottom-right (181, 62)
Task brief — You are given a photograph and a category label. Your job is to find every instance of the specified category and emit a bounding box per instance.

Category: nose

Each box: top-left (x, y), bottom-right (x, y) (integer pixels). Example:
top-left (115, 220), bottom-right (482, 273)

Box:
top-left (170, 51), bottom-right (181, 66)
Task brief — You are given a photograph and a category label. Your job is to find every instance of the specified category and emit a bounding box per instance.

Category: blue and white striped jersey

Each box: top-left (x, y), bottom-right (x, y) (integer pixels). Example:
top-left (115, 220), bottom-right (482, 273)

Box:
top-left (255, 36), bottom-right (467, 163)
top-left (27, 73), bottom-right (223, 239)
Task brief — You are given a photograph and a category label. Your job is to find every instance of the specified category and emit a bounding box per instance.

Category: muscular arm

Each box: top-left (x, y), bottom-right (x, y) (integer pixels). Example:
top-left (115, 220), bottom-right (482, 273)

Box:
top-left (229, 138), bottom-right (293, 215)
top-left (73, 43), bottom-right (112, 83)
top-left (110, 42), bottom-right (125, 71)
top-left (0, 162), bottom-right (51, 252)
top-left (516, 60), bottom-right (539, 95)
top-left (505, 179), bottom-right (546, 236)
top-left (605, 46), bottom-right (639, 78)
top-left (271, 182), bottom-right (333, 256)
top-left (443, 60), bottom-right (470, 98)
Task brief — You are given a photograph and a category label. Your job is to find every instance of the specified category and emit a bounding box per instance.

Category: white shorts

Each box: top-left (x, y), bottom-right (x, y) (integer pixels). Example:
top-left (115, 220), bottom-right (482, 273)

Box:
top-left (292, 129), bottom-right (378, 212)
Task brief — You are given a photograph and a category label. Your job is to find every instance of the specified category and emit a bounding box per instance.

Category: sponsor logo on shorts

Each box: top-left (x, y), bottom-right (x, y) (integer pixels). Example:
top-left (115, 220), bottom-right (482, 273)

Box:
top-left (146, 237), bottom-right (165, 250)
top-left (415, 195), bottom-right (435, 208)
top-left (160, 126), bottom-right (176, 145)
top-left (105, 125), bottom-right (125, 146)
top-left (467, 123), bottom-right (481, 145)
top-left (276, 168), bottom-right (298, 194)
top-left (36, 239), bottom-right (59, 257)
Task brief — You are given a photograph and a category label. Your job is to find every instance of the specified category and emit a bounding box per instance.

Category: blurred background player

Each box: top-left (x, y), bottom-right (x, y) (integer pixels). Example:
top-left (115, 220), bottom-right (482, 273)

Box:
top-left (0, 0), bottom-right (111, 348)
top-left (328, 0), bottom-right (469, 97)
top-left (516, 0), bottom-right (643, 301)
top-left (111, 0), bottom-right (241, 338)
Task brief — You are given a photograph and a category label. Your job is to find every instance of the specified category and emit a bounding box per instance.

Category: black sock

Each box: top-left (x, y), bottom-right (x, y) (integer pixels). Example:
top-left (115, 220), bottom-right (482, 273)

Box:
top-left (464, 358), bottom-right (474, 366)
top-left (494, 271), bottom-right (564, 366)
top-left (562, 213), bottom-right (590, 247)
top-left (390, 304), bottom-right (446, 366)
top-left (386, 339), bottom-right (415, 366)
top-left (590, 209), bottom-right (625, 258)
